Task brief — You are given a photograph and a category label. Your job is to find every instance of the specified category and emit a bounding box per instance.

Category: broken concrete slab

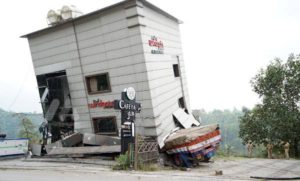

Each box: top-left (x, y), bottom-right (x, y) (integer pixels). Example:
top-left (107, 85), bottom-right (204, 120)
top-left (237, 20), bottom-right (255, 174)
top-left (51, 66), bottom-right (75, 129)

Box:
top-left (83, 133), bottom-right (120, 146)
top-left (173, 108), bottom-right (200, 128)
top-left (29, 144), bottom-right (42, 156)
top-left (45, 140), bottom-right (63, 154)
top-left (61, 132), bottom-right (83, 147)
top-left (47, 145), bottom-right (120, 155)
top-left (24, 157), bottom-right (117, 167)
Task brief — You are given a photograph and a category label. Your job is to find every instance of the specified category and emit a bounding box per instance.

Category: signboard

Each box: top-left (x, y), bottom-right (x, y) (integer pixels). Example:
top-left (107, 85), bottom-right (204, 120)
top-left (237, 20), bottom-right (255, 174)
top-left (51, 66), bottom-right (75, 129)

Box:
top-left (0, 138), bottom-right (29, 156)
top-left (148, 36), bottom-right (164, 54)
top-left (114, 87), bottom-right (141, 154)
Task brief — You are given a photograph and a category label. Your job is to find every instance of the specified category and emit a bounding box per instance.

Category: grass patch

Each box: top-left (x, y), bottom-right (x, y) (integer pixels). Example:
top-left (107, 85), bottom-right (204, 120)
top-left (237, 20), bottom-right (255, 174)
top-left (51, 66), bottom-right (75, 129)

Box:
top-left (138, 163), bottom-right (160, 171)
top-left (112, 153), bottom-right (130, 170)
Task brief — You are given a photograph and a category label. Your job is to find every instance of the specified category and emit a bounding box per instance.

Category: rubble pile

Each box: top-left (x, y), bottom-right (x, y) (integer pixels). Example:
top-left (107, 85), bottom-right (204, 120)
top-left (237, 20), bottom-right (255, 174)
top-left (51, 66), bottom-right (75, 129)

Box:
top-left (30, 132), bottom-right (120, 158)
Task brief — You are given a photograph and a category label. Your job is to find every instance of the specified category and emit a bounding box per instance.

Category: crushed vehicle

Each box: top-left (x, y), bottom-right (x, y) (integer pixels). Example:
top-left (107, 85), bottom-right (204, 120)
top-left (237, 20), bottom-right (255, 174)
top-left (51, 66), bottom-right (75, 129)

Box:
top-left (164, 124), bottom-right (221, 168)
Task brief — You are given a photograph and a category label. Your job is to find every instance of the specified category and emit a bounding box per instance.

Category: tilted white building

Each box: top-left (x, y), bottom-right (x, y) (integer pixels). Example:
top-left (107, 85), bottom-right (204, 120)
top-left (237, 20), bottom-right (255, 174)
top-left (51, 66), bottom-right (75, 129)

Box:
top-left (22, 0), bottom-right (199, 148)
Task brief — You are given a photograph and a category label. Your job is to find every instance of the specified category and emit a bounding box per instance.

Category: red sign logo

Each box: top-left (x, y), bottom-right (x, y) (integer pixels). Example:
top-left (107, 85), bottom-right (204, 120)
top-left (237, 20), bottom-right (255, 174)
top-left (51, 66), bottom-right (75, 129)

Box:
top-left (148, 36), bottom-right (164, 54)
top-left (88, 99), bottom-right (114, 108)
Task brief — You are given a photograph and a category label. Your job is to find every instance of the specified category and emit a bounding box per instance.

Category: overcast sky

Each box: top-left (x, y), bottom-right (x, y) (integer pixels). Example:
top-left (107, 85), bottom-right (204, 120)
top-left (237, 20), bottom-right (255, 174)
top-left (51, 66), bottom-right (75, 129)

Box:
top-left (1, 0), bottom-right (300, 113)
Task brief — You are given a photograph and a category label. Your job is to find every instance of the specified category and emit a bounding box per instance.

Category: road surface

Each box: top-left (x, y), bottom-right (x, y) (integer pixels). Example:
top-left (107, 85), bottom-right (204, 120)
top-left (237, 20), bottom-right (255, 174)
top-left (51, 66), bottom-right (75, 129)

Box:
top-left (0, 157), bottom-right (299, 180)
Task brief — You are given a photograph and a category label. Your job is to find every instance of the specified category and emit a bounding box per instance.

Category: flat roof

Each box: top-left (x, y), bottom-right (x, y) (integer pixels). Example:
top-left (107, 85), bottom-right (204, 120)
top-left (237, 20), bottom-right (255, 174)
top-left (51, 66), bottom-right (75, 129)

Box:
top-left (21, 0), bottom-right (182, 38)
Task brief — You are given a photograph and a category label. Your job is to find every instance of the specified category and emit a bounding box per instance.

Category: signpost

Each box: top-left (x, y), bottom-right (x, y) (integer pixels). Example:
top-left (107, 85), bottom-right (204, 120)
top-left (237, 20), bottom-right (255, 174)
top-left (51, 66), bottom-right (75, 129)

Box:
top-left (114, 87), bottom-right (141, 155)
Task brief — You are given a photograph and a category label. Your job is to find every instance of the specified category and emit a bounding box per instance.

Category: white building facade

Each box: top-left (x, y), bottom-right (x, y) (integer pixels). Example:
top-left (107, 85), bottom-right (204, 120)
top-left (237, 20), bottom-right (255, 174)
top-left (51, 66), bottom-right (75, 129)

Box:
top-left (22, 0), bottom-right (197, 148)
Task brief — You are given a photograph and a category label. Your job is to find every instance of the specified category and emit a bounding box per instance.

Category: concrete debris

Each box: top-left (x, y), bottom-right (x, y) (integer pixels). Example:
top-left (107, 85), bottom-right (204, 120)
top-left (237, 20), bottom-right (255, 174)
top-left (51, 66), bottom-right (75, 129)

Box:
top-left (36, 132), bottom-right (121, 158)
top-left (61, 132), bottom-right (83, 147)
top-left (83, 133), bottom-right (120, 146)
top-left (172, 108), bottom-right (200, 128)
top-left (24, 157), bottom-right (117, 166)
top-left (29, 144), bottom-right (42, 156)
top-left (45, 140), bottom-right (63, 154)
top-left (47, 145), bottom-right (120, 155)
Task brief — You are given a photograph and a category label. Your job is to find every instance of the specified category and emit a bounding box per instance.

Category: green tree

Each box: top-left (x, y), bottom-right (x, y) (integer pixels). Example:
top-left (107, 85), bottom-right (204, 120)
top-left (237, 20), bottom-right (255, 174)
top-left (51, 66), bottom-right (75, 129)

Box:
top-left (239, 105), bottom-right (270, 145)
top-left (196, 108), bottom-right (245, 156)
top-left (18, 117), bottom-right (40, 144)
top-left (239, 54), bottom-right (300, 157)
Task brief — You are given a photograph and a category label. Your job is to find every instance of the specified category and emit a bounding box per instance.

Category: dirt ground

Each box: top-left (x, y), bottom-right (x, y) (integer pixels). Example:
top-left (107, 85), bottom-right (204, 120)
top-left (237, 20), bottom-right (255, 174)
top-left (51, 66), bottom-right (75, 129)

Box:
top-left (0, 157), bottom-right (299, 181)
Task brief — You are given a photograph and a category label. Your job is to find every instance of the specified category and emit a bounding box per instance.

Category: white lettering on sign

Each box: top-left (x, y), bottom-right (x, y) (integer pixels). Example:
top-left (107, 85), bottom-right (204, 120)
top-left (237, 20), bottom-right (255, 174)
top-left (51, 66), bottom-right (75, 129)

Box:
top-left (127, 111), bottom-right (135, 120)
top-left (119, 100), bottom-right (124, 109)
top-left (118, 100), bottom-right (137, 111)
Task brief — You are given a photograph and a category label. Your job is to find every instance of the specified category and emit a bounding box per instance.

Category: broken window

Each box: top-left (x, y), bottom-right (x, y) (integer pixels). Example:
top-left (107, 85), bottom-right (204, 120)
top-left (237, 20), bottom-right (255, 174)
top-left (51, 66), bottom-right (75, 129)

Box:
top-left (173, 64), bottom-right (180, 77)
top-left (36, 70), bottom-right (74, 143)
top-left (86, 73), bottom-right (111, 94)
top-left (93, 117), bottom-right (118, 136)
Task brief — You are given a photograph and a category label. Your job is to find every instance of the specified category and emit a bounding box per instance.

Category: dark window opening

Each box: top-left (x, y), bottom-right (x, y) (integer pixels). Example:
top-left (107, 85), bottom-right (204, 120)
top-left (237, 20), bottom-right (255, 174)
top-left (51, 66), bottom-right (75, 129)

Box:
top-left (173, 115), bottom-right (183, 128)
top-left (36, 70), bottom-right (74, 143)
top-left (93, 117), bottom-right (118, 136)
top-left (86, 73), bottom-right (111, 94)
top-left (178, 97), bottom-right (189, 113)
top-left (173, 64), bottom-right (180, 77)
top-left (178, 97), bottom-right (185, 108)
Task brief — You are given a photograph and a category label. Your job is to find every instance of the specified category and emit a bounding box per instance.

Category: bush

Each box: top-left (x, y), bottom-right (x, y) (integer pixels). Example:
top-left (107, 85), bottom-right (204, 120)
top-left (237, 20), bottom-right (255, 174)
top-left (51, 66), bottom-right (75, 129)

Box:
top-left (113, 153), bottom-right (130, 170)
top-left (138, 163), bottom-right (159, 171)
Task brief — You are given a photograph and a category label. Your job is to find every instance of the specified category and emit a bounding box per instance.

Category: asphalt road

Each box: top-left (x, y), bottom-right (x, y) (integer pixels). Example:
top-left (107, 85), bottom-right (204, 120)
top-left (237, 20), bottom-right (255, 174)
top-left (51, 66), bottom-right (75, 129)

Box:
top-left (0, 157), bottom-right (299, 181)
top-left (0, 169), bottom-right (237, 181)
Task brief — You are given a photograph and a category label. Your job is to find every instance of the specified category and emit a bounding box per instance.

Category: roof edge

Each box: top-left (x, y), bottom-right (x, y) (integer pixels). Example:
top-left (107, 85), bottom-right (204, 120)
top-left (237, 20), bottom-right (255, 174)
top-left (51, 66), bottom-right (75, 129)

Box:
top-left (21, 0), bottom-right (182, 38)
top-left (140, 0), bottom-right (183, 24)
top-left (20, 0), bottom-right (128, 38)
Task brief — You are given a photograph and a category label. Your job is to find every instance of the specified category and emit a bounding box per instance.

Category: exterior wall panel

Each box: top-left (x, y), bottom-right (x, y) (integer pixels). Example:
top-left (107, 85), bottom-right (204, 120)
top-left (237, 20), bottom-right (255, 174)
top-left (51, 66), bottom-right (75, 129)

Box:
top-left (141, 4), bottom-right (191, 147)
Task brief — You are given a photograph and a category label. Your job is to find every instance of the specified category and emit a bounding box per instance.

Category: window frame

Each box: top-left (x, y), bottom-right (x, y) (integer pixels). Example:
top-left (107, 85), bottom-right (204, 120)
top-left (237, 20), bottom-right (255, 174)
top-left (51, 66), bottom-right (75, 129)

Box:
top-left (178, 97), bottom-right (185, 109)
top-left (92, 116), bottom-right (118, 136)
top-left (173, 64), bottom-right (180, 77)
top-left (85, 72), bottom-right (111, 95)
top-left (178, 97), bottom-right (189, 113)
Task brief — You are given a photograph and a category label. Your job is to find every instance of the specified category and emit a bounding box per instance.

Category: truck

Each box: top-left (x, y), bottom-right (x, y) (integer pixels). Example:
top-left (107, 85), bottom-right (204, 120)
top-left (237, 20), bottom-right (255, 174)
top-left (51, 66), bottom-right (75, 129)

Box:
top-left (164, 124), bottom-right (221, 167)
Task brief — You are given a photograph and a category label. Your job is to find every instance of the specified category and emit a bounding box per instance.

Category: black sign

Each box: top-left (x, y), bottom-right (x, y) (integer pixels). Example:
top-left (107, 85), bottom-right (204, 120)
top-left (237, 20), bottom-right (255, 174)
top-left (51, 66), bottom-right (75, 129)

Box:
top-left (114, 90), bottom-right (141, 154)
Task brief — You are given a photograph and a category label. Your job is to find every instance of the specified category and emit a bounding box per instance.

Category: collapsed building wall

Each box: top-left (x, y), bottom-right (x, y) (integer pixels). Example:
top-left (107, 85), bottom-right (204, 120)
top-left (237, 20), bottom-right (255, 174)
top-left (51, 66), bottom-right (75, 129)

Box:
top-left (22, 0), bottom-right (197, 148)
top-left (37, 70), bottom-right (74, 142)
